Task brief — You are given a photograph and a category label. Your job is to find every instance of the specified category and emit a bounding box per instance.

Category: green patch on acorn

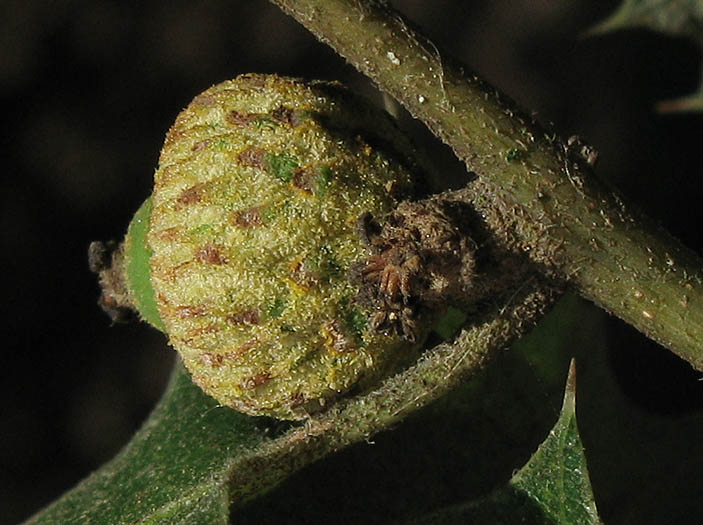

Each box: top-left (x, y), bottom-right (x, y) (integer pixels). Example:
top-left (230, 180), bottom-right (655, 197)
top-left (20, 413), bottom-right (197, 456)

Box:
top-left (122, 197), bottom-right (165, 332)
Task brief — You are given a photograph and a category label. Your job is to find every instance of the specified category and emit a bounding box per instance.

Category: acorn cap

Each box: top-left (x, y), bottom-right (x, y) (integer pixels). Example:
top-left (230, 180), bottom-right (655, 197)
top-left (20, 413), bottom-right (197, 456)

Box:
top-left (123, 74), bottom-right (430, 419)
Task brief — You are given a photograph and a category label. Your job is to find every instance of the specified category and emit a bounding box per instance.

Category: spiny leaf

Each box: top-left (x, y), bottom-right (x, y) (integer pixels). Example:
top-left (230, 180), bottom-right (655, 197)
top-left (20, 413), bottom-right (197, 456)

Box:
top-left (589, 0), bottom-right (703, 113)
top-left (590, 0), bottom-right (703, 42)
top-left (511, 360), bottom-right (601, 524)
top-left (410, 360), bottom-right (601, 525)
top-left (26, 362), bottom-right (271, 524)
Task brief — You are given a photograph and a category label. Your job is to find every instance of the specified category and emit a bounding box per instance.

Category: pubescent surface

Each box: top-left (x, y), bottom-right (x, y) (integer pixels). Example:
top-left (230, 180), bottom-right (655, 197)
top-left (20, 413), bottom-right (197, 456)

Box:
top-left (146, 74), bottom-right (424, 419)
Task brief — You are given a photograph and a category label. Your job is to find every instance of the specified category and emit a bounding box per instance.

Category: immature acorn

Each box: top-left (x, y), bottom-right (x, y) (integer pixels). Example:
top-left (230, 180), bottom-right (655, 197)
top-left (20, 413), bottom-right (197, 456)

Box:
top-left (92, 74), bottom-right (476, 419)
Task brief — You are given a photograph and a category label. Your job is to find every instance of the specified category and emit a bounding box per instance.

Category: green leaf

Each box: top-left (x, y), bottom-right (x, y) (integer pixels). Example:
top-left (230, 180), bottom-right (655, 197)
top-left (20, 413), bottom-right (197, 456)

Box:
top-left (589, 0), bottom-right (703, 42)
top-left (433, 306), bottom-right (468, 341)
top-left (589, 1), bottom-right (703, 113)
top-left (511, 360), bottom-right (601, 524)
top-left (410, 360), bottom-right (601, 525)
top-left (27, 362), bottom-right (272, 524)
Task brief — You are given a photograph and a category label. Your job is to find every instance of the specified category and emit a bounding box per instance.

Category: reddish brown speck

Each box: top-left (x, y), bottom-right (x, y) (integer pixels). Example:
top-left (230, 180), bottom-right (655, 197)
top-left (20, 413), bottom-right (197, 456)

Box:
top-left (199, 353), bottom-right (224, 368)
top-left (237, 147), bottom-right (267, 168)
top-left (227, 110), bottom-right (256, 127)
top-left (157, 165), bottom-right (179, 185)
top-left (196, 244), bottom-right (227, 265)
top-left (227, 309), bottom-right (261, 325)
top-left (231, 206), bottom-right (264, 228)
top-left (191, 94), bottom-right (216, 107)
top-left (152, 227), bottom-right (181, 242)
top-left (152, 260), bottom-right (186, 282)
top-left (290, 259), bottom-right (320, 288)
top-left (177, 183), bottom-right (208, 206)
top-left (198, 338), bottom-right (258, 368)
top-left (191, 139), bottom-right (211, 152)
top-left (229, 338), bottom-right (258, 358)
top-left (271, 106), bottom-right (298, 126)
top-left (184, 323), bottom-right (221, 343)
top-left (176, 304), bottom-right (208, 319)
top-left (289, 392), bottom-right (307, 409)
top-left (292, 169), bottom-right (314, 195)
top-left (241, 372), bottom-right (272, 391)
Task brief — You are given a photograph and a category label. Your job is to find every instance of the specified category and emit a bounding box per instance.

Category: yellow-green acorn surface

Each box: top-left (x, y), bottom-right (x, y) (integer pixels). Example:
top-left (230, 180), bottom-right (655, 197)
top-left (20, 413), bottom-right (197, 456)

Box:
top-left (127, 74), bottom-right (431, 419)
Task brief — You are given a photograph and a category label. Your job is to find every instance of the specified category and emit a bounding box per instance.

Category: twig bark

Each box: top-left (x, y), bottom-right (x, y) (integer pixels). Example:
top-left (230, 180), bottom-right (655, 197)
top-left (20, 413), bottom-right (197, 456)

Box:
top-left (271, 0), bottom-right (703, 370)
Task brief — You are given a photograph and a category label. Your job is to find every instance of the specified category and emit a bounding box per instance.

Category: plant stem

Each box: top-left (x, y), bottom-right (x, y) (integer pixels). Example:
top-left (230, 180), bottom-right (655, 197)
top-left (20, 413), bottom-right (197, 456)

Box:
top-left (271, 0), bottom-right (703, 370)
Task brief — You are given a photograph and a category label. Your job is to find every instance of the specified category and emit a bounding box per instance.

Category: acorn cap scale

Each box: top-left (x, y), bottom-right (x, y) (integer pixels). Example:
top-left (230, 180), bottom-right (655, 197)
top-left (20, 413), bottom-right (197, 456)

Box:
top-left (121, 74), bottom-right (430, 419)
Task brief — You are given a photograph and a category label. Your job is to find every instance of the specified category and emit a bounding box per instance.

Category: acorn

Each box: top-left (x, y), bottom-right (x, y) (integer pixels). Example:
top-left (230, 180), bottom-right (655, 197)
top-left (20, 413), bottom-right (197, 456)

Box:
top-left (92, 74), bottom-right (476, 419)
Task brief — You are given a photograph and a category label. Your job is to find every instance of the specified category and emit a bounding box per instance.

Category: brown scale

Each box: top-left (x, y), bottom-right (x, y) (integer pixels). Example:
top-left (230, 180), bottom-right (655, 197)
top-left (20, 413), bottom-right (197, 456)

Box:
top-left (177, 182), bottom-right (208, 206)
top-left (231, 206), bottom-right (265, 228)
top-left (289, 392), bottom-right (307, 409)
top-left (191, 139), bottom-right (211, 152)
top-left (350, 213), bottom-right (424, 342)
top-left (151, 227), bottom-right (181, 242)
top-left (291, 168), bottom-right (315, 195)
top-left (237, 146), bottom-right (267, 168)
top-left (183, 323), bottom-right (221, 344)
top-left (241, 372), bottom-right (272, 391)
top-left (88, 240), bottom-right (135, 324)
top-left (176, 304), bottom-right (209, 319)
top-left (270, 106), bottom-right (297, 126)
top-left (349, 199), bottom-right (477, 342)
top-left (198, 338), bottom-right (259, 368)
top-left (195, 244), bottom-right (228, 265)
top-left (227, 309), bottom-right (261, 326)
top-left (227, 110), bottom-right (257, 127)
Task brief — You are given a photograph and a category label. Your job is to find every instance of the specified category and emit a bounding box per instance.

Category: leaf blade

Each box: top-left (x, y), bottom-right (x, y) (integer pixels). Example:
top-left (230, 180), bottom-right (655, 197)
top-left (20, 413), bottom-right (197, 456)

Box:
top-left (408, 359), bottom-right (601, 525)
top-left (589, 0), bottom-right (703, 42)
top-left (27, 362), bottom-right (270, 524)
top-left (511, 360), bottom-right (600, 525)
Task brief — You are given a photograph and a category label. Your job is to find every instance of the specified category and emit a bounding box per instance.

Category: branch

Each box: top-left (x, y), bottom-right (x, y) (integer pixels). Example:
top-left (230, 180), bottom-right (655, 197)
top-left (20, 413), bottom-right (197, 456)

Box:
top-left (271, 0), bottom-right (703, 370)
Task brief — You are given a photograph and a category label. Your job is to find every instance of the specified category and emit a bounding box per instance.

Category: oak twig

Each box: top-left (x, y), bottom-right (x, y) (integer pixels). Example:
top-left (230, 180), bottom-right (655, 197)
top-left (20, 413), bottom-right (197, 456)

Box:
top-left (271, 0), bottom-right (703, 370)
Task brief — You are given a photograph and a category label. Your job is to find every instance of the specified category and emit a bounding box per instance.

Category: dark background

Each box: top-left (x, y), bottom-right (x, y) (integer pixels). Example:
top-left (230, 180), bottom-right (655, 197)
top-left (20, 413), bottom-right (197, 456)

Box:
top-left (2, 1), bottom-right (702, 523)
